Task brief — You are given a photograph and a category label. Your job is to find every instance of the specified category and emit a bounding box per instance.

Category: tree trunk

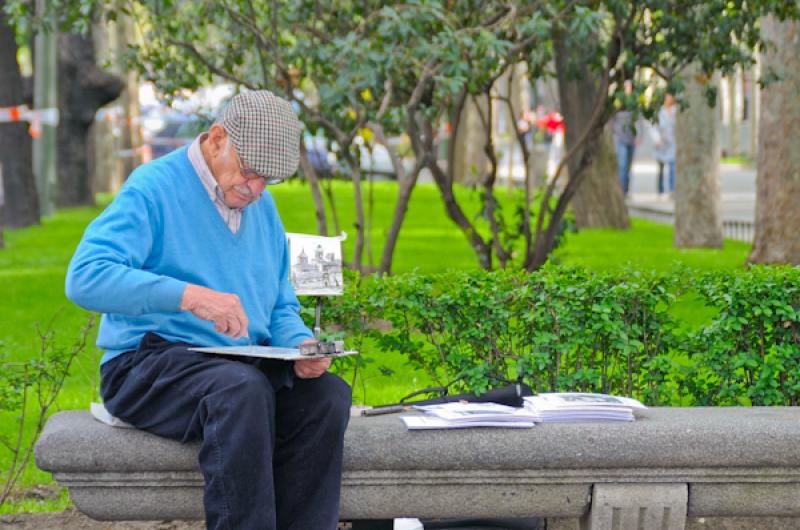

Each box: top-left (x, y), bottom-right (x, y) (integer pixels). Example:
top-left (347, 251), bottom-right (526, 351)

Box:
top-left (570, 131), bottom-right (627, 228)
top-left (377, 162), bottom-right (422, 275)
top-left (527, 119), bottom-right (609, 269)
top-left (373, 120), bottom-right (423, 275)
top-left (554, 35), bottom-right (629, 229)
top-left (0, 0), bottom-right (40, 228)
top-left (452, 96), bottom-right (489, 185)
top-left (674, 66), bottom-right (723, 248)
top-left (726, 71), bottom-right (740, 157)
top-left (343, 152), bottom-right (366, 272)
top-left (749, 16), bottom-right (800, 265)
top-left (90, 20), bottom-right (119, 195)
top-left (748, 60), bottom-right (760, 161)
top-left (115, 17), bottom-right (141, 185)
top-left (32, 0), bottom-right (58, 216)
top-left (298, 142), bottom-right (329, 236)
top-left (56, 33), bottom-right (123, 207)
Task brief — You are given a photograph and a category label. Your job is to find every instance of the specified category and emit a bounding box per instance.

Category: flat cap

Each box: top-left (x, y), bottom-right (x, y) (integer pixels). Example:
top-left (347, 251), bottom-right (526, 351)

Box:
top-left (219, 90), bottom-right (301, 180)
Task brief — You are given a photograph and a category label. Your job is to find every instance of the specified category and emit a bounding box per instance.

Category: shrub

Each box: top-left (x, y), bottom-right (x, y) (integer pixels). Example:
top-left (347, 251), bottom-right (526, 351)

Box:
top-left (516, 266), bottom-right (684, 404)
top-left (686, 266), bottom-right (800, 405)
top-left (310, 265), bottom-right (799, 407)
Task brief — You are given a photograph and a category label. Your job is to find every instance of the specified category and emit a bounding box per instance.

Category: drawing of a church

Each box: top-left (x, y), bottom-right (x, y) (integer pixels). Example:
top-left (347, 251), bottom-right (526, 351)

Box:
top-left (291, 244), bottom-right (343, 291)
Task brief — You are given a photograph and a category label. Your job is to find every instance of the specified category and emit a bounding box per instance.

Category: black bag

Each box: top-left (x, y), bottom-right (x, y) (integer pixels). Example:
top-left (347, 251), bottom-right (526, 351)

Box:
top-left (404, 381), bottom-right (533, 407)
top-left (363, 379), bottom-right (533, 415)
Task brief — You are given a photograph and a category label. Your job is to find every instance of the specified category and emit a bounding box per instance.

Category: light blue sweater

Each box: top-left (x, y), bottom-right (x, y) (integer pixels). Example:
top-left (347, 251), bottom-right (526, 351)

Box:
top-left (66, 148), bottom-right (313, 364)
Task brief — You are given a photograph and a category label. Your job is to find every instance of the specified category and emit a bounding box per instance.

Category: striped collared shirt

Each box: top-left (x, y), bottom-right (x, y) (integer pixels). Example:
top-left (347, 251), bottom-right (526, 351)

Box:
top-left (187, 134), bottom-right (242, 233)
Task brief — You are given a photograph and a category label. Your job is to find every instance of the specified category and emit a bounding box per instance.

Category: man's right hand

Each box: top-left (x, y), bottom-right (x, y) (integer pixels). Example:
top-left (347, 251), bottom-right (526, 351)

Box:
top-left (180, 284), bottom-right (249, 339)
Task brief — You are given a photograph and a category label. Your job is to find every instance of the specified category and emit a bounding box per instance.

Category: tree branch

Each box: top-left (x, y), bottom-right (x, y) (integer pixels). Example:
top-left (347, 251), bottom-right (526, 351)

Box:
top-left (446, 87), bottom-right (469, 183)
top-left (166, 39), bottom-right (257, 89)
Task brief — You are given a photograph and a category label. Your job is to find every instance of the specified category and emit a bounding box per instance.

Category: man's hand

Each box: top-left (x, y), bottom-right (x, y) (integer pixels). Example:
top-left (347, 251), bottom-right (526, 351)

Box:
top-left (180, 284), bottom-right (249, 339)
top-left (294, 339), bottom-right (331, 379)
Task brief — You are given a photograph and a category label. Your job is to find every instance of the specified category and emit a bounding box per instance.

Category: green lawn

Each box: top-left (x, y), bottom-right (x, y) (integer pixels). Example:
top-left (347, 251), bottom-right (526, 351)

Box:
top-left (0, 179), bottom-right (751, 512)
top-left (273, 180), bottom-right (486, 273)
top-left (553, 217), bottom-right (751, 272)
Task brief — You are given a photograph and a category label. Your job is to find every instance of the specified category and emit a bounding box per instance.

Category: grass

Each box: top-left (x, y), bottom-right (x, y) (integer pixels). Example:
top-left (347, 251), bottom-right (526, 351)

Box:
top-left (0, 179), bottom-right (751, 513)
top-left (273, 179), bottom-right (488, 273)
top-left (721, 154), bottom-right (753, 166)
top-left (552, 217), bottom-right (751, 272)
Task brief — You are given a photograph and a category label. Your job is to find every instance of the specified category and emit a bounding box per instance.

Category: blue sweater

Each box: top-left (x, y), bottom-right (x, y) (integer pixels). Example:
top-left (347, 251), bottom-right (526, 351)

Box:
top-left (66, 148), bottom-right (313, 365)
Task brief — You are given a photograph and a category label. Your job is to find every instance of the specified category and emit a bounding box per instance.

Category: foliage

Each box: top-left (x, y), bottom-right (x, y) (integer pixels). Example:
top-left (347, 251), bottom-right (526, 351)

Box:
top-left (0, 315), bottom-right (95, 508)
top-left (306, 269), bottom-right (395, 399)
top-left (685, 266), bottom-right (800, 405)
top-left (309, 265), bottom-right (800, 406)
top-left (516, 266), bottom-right (686, 404)
top-left (6, 0), bottom-right (797, 271)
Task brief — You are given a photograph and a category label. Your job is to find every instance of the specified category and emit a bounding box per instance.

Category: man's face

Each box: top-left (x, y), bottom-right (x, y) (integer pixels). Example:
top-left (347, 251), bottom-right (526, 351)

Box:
top-left (219, 142), bottom-right (269, 209)
top-left (205, 125), bottom-right (269, 209)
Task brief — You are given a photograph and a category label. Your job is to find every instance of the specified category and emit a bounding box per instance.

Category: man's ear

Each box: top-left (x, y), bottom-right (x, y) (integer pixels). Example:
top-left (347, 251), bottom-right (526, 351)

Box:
top-left (206, 123), bottom-right (228, 157)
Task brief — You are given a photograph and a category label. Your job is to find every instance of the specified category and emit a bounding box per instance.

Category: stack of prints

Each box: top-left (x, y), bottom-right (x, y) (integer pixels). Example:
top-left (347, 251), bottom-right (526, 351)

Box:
top-left (523, 392), bottom-right (646, 422)
top-left (401, 402), bottom-right (539, 430)
top-left (398, 393), bottom-right (647, 429)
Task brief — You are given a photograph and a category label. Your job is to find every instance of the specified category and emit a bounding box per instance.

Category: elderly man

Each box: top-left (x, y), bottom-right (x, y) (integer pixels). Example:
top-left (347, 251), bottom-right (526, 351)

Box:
top-left (66, 90), bottom-right (352, 530)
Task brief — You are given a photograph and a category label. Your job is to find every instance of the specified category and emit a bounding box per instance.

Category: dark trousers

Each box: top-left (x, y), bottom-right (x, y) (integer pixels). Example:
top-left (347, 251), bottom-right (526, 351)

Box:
top-left (101, 332), bottom-right (352, 530)
top-left (615, 141), bottom-right (636, 195)
top-left (657, 160), bottom-right (676, 194)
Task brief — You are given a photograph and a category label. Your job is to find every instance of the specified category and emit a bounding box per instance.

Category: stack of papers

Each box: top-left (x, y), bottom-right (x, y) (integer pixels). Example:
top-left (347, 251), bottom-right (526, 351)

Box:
top-left (401, 402), bottom-right (539, 430)
top-left (523, 392), bottom-right (646, 422)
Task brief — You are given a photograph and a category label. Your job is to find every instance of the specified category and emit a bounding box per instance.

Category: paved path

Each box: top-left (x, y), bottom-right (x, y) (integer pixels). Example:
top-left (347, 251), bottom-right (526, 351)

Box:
top-left (626, 160), bottom-right (756, 222)
top-left (625, 159), bottom-right (756, 242)
top-left (494, 141), bottom-right (757, 222)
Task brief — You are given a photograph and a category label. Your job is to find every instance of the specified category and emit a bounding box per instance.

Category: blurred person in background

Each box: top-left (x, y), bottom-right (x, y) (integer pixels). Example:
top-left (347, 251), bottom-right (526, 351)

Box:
top-left (612, 80), bottom-right (639, 196)
top-left (652, 92), bottom-right (677, 198)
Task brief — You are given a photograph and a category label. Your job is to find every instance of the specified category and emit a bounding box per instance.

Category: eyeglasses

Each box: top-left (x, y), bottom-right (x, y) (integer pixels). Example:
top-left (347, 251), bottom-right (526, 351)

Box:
top-left (233, 147), bottom-right (285, 186)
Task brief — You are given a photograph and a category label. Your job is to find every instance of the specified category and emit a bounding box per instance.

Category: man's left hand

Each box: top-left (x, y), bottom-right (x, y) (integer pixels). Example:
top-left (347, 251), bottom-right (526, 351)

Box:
top-left (294, 339), bottom-right (332, 379)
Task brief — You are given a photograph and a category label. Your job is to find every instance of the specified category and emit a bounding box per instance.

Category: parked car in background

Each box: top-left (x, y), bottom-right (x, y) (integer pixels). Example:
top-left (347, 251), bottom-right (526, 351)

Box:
top-left (304, 133), bottom-right (334, 179)
top-left (140, 108), bottom-right (210, 161)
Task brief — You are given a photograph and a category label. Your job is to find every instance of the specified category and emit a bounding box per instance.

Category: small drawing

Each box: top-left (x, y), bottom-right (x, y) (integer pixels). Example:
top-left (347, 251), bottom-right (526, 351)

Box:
top-left (287, 233), bottom-right (344, 296)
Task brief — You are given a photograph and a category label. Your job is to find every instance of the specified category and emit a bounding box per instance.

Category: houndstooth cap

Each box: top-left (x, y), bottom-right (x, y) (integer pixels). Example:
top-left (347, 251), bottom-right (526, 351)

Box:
top-left (218, 90), bottom-right (301, 180)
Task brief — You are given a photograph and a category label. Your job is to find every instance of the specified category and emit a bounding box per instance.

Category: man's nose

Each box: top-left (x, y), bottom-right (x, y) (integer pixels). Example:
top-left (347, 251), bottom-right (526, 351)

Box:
top-left (247, 178), bottom-right (266, 197)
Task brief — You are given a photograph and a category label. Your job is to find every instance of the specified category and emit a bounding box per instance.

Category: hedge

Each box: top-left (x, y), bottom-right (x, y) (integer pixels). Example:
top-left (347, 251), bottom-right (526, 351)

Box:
top-left (306, 265), bottom-right (800, 406)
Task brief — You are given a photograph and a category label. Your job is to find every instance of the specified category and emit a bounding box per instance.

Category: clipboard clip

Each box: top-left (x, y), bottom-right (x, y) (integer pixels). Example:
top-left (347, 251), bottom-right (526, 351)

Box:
top-left (298, 340), bottom-right (345, 356)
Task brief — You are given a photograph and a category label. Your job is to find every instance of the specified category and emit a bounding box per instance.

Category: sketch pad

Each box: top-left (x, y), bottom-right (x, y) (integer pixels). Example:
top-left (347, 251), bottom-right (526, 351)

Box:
top-left (189, 345), bottom-right (359, 361)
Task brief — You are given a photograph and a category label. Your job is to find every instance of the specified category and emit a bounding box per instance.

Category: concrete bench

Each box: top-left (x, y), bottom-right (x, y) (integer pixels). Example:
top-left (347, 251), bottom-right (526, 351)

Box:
top-left (35, 407), bottom-right (800, 530)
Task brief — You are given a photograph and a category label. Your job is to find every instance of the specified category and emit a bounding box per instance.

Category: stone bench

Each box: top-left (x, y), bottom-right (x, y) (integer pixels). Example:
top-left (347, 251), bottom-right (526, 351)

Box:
top-left (35, 407), bottom-right (800, 530)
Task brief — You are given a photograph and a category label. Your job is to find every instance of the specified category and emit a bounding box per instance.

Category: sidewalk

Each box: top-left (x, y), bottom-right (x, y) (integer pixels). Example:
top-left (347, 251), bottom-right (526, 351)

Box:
top-left (626, 160), bottom-right (756, 242)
